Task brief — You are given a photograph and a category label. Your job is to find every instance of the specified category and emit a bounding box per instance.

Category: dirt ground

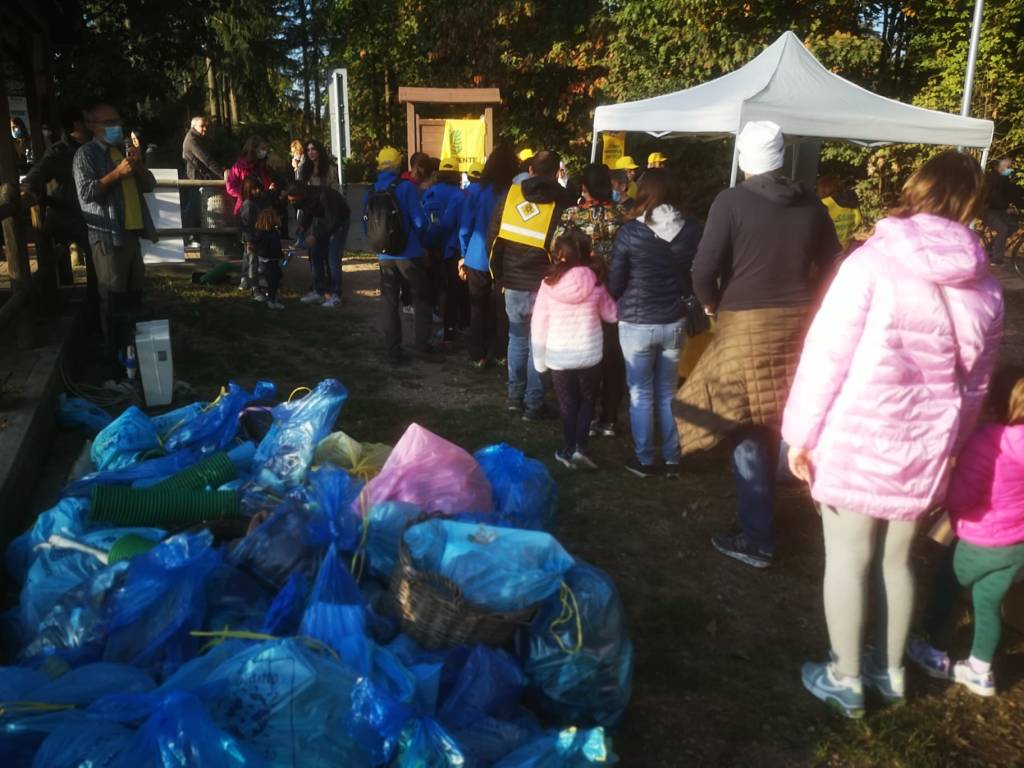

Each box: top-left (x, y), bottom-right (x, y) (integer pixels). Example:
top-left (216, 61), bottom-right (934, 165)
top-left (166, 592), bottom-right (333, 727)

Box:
top-left (38, 253), bottom-right (1024, 766)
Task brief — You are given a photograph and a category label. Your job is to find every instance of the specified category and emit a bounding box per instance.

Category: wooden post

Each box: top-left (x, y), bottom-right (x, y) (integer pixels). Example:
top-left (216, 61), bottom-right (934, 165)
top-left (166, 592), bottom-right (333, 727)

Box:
top-left (484, 106), bottom-right (494, 155)
top-left (228, 83), bottom-right (239, 127)
top-left (405, 101), bottom-right (416, 161)
top-left (205, 58), bottom-right (219, 123)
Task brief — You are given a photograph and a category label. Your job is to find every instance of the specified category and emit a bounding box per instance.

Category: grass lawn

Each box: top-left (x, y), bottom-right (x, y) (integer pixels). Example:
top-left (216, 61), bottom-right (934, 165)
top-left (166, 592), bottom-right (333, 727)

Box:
top-left (130, 254), bottom-right (1024, 767)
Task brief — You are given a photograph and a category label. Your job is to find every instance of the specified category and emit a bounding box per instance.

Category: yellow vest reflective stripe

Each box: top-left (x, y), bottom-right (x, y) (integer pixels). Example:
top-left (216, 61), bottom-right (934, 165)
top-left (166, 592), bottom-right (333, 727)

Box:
top-left (497, 184), bottom-right (556, 248)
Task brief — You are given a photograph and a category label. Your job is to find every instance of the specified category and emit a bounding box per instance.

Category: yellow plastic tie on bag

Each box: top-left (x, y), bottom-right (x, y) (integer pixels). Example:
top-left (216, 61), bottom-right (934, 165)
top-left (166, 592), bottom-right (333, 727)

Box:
top-left (549, 582), bottom-right (584, 654)
top-left (288, 386), bottom-right (312, 403)
top-left (349, 488), bottom-right (372, 582)
top-left (0, 701), bottom-right (76, 716)
top-left (189, 629), bottom-right (341, 661)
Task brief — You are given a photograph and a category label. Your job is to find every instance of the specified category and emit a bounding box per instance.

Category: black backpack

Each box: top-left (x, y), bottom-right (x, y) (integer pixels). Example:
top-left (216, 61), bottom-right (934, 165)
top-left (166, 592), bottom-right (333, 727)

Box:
top-left (364, 178), bottom-right (408, 255)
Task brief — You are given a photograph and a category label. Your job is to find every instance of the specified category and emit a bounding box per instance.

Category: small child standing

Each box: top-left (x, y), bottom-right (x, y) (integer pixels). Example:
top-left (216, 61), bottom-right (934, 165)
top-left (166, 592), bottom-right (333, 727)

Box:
top-left (531, 229), bottom-right (618, 470)
top-left (254, 207), bottom-right (285, 310)
top-left (909, 366), bottom-right (1024, 697)
top-left (239, 177), bottom-right (264, 297)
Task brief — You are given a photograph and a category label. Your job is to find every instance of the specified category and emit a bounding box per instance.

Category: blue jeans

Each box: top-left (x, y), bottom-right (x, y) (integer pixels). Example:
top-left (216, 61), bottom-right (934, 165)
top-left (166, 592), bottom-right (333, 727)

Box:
top-left (732, 426), bottom-right (779, 554)
top-left (504, 288), bottom-right (544, 410)
top-left (619, 320), bottom-right (684, 465)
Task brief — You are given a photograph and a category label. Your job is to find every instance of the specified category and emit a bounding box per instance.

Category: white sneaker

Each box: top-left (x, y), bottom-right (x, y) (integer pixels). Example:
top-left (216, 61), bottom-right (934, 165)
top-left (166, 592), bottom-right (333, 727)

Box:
top-left (322, 296), bottom-right (341, 308)
top-left (300, 291), bottom-right (323, 304)
top-left (952, 660), bottom-right (996, 697)
top-left (267, 301), bottom-right (285, 310)
top-left (571, 451), bottom-right (598, 470)
top-left (252, 293), bottom-right (268, 303)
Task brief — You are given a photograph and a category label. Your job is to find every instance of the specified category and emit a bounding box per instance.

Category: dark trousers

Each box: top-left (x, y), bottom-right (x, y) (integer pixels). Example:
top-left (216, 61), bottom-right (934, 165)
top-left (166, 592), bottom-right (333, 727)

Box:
top-left (308, 237), bottom-right (330, 296)
top-left (982, 208), bottom-right (1018, 263)
top-left (181, 187), bottom-right (201, 240)
top-left (551, 365), bottom-right (601, 454)
top-left (262, 258), bottom-right (282, 302)
top-left (731, 426), bottom-right (780, 555)
top-left (441, 257), bottom-right (468, 339)
top-left (597, 322), bottom-right (626, 426)
top-left (466, 267), bottom-right (496, 362)
top-left (380, 258), bottom-right (432, 356)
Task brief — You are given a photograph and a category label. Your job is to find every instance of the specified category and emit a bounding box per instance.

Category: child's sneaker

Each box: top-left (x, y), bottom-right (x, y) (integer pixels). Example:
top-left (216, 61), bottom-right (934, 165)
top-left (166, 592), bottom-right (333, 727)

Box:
top-left (322, 296), bottom-right (341, 308)
top-left (861, 650), bottom-right (905, 704)
top-left (300, 291), bottom-right (323, 304)
top-left (801, 661), bottom-right (865, 719)
top-left (571, 451), bottom-right (598, 470)
top-left (252, 293), bottom-right (268, 303)
top-left (952, 659), bottom-right (996, 697)
top-left (906, 636), bottom-right (951, 679)
top-left (267, 301), bottom-right (285, 310)
top-left (554, 449), bottom-right (574, 469)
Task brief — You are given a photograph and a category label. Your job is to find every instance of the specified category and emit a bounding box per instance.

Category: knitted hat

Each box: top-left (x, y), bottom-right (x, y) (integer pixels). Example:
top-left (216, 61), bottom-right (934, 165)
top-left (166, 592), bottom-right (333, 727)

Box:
top-left (737, 121), bottom-right (785, 175)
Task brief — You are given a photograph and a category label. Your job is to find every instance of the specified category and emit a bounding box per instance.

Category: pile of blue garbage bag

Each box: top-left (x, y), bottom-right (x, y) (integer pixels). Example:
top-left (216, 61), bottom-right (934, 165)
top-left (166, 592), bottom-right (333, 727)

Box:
top-left (2, 379), bottom-right (633, 766)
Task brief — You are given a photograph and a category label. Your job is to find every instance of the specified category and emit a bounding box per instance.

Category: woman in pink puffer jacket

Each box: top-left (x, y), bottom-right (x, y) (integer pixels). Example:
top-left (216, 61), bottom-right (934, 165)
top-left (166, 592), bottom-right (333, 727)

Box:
top-left (782, 152), bottom-right (1004, 718)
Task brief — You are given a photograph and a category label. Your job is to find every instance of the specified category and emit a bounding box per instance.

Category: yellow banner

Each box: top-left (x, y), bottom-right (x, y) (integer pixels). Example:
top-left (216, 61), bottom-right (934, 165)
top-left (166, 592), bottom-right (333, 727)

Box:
top-left (601, 132), bottom-right (626, 167)
top-left (441, 118), bottom-right (487, 172)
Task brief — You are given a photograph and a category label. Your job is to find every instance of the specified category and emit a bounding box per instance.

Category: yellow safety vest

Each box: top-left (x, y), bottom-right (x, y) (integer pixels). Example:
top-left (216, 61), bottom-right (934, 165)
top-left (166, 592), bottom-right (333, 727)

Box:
top-left (823, 196), bottom-right (862, 250)
top-left (496, 184), bottom-right (557, 249)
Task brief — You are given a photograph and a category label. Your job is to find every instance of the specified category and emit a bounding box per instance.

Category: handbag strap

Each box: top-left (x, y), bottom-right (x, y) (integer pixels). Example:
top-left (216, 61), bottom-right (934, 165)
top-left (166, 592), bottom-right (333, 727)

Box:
top-left (936, 287), bottom-right (967, 395)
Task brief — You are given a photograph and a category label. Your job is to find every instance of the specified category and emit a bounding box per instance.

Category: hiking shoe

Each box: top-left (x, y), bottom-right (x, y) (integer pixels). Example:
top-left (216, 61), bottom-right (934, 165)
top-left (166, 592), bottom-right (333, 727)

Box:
top-left (322, 296), bottom-right (341, 308)
top-left (572, 451), bottom-right (598, 470)
top-left (252, 293), bottom-right (268, 303)
top-left (591, 422), bottom-right (616, 437)
top-left (522, 405), bottom-right (550, 422)
top-left (469, 358), bottom-right (488, 370)
top-left (906, 637), bottom-right (951, 680)
top-left (710, 533), bottom-right (773, 569)
top-left (505, 397), bottom-right (524, 413)
top-left (554, 449), bottom-right (574, 469)
top-left (267, 301), bottom-right (285, 310)
top-left (300, 291), bottom-right (323, 304)
top-left (861, 650), bottom-right (906, 704)
top-left (952, 660), bottom-right (996, 697)
top-left (664, 463), bottom-right (681, 479)
top-left (801, 661), bottom-right (865, 720)
top-left (624, 457), bottom-right (660, 478)
top-left (494, 357), bottom-right (507, 367)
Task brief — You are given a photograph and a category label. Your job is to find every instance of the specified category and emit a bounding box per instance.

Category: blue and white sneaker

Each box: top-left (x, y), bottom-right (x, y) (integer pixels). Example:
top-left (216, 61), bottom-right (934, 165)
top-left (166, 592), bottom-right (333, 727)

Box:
top-left (861, 650), bottom-right (905, 705)
top-left (906, 636), bottom-right (951, 680)
top-left (801, 661), bottom-right (865, 719)
top-left (952, 660), bottom-right (996, 698)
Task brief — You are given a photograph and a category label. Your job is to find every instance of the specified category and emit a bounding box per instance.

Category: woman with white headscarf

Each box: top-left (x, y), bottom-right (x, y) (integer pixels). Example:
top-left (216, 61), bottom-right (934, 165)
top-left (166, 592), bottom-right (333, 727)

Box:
top-left (673, 121), bottom-right (842, 569)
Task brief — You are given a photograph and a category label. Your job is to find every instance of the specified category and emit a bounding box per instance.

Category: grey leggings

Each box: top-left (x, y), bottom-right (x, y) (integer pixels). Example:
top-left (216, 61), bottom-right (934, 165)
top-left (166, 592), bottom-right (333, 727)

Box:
top-left (820, 505), bottom-right (918, 678)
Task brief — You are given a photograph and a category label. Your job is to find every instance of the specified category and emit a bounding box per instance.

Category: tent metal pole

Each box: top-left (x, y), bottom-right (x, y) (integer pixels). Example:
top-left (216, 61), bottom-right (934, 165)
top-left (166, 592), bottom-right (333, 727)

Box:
top-left (729, 137), bottom-right (740, 187)
top-left (590, 131), bottom-right (599, 163)
top-left (961, 0), bottom-right (985, 118)
top-left (980, 147), bottom-right (990, 169)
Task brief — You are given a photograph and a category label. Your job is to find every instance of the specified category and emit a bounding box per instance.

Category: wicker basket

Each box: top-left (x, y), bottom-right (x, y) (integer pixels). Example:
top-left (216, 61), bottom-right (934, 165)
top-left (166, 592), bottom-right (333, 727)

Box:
top-left (387, 528), bottom-right (538, 650)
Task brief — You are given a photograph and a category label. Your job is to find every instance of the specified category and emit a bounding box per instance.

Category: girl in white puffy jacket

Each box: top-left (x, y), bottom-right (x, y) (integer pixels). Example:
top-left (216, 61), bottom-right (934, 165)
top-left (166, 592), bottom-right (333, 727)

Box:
top-left (531, 229), bottom-right (618, 470)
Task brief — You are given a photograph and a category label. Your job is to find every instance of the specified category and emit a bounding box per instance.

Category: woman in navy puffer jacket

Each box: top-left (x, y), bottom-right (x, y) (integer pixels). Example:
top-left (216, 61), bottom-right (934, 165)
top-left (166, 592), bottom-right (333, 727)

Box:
top-left (607, 169), bottom-right (702, 477)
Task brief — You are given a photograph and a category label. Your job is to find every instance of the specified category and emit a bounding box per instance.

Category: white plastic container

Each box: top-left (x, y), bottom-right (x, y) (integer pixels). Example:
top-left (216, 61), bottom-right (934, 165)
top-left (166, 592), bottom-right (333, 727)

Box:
top-left (135, 319), bottom-right (174, 407)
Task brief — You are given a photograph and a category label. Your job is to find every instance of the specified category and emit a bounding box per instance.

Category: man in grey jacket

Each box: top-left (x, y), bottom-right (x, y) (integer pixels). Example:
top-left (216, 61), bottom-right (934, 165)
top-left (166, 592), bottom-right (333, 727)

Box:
top-left (181, 116), bottom-right (224, 247)
top-left (73, 102), bottom-right (157, 373)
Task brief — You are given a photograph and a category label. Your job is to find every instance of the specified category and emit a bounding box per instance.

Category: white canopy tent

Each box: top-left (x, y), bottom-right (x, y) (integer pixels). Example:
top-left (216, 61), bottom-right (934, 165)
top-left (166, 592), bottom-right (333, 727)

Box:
top-left (591, 31), bottom-right (995, 185)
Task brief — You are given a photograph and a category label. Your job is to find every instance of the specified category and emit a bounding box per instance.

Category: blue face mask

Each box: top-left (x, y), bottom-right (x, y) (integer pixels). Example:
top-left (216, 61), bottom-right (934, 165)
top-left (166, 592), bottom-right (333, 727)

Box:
top-left (103, 125), bottom-right (124, 144)
top-left (611, 189), bottom-right (621, 202)
top-left (1002, 167), bottom-right (1013, 177)
top-left (11, 128), bottom-right (24, 138)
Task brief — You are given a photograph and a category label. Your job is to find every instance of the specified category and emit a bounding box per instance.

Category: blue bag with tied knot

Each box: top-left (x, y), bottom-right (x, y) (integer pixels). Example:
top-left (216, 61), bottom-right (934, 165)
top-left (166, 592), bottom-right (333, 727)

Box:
top-left (493, 726), bottom-right (618, 767)
top-left (299, 543), bottom-right (370, 672)
top-left (56, 394), bottom-right (112, 436)
top-left (252, 379), bottom-right (348, 493)
top-left (520, 561), bottom-right (634, 730)
top-left (403, 521), bottom-right (574, 613)
top-left (91, 406), bottom-right (160, 472)
top-left (6, 498), bottom-right (89, 583)
top-left (395, 717), bottom-right (467, 768)
top-left (473, 444), bottom-right (558, 531)
top-left (162, 380), bottom-right (276, 454)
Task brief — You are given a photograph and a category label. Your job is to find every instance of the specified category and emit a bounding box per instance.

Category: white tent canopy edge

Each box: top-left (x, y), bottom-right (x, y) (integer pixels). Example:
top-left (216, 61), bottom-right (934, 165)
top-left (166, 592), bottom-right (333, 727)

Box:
top-left (590, 31), bottom-right (995, 185)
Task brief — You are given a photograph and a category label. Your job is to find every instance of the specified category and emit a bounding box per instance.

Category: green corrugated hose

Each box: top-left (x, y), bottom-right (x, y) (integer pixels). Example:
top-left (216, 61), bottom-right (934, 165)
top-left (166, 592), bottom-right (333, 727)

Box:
top-left (107, 534), bottom-right (159, 564)
top-left (89, 485), bottom-right (241, 526)
top-left (153, 452), bottom-right (236, 492)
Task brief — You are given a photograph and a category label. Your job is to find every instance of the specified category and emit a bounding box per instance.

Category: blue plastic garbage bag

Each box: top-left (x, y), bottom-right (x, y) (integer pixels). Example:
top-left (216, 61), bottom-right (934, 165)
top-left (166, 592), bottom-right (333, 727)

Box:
top-left (30, 661), bottom-right (156, 704)
top-left (163, 380), bottom-right (276, 455)
top-left (344, 676), bottom-right (413, 765)
top-left (474, 444), bottom-right (558, 531)
top-left (403, 521), bottom-right (574, 613)
top-left (56, 394), bottom-right (113, 436)
top-left (261, 572), bottom-right (308, 636)
top-left (395, 717), bottom-right (467, 768)
top-left (6, 498), bottom-right (90, 583)
top-left (300, 544), bottom-right (370, 672)
top-left (150, 402), bottom-right (204, 438)
top-left (107, 690), bottom-right (266, 768)
top-left (229, 497), bottom-right (326, 590)
top-left (304, 465), bottom-right (363, 551)
top-left (493, 726), bottom-right (617, 767)
top-left (91, 406), bottom-right (161, 472)
top-left (204, 563), bottom-right (272, 633)
top-left (521, 562), bottom-right (633, 730)
top-left (0, 709), bottom-right (88, 766)
top-left (366, 501), bottom-right (422, 579)
top-left (252, 378), bottom-right (348, 493)
top-left (62, 446), bottom-right (204, 498)
top-left (451, 715), bottom-right (543, 766)
top-left (156, 638), bottom-right (373, 767)
top-left (102, 531), bottom-right (223, 678)
top-left (387, 635), bottom-right (447, 716)
top-left (17, 526), bottom-right (164, 639)
top-left (439, 645), bottom-right (524, 729)
top-left (32, 717), bottom-right (133, 768)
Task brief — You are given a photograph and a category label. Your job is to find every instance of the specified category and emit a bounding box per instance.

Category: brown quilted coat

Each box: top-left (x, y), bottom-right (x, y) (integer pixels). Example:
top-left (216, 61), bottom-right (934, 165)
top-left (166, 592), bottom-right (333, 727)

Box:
top-left (674, 306), bottom-right (808, 455)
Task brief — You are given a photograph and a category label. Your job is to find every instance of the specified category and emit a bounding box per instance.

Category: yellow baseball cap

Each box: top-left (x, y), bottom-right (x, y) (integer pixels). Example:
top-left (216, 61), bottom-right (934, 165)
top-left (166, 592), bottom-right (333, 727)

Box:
top-left (377, 146), bottom-right (401, 168)
top-left (615, 155), bottom-right (639, 170)
top-left (647, 151), bottom-right (667, 165)
top-left (468, 161), bottom-right (485, 178)
top-left (438, 157), bottom-right (460, 172)
top-left (518, 148), bottom-right (535, 162)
